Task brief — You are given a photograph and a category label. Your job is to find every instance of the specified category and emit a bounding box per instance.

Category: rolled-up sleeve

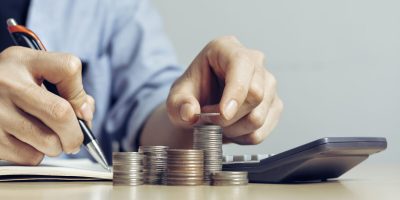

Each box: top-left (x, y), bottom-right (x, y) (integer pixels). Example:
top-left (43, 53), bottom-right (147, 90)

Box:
top-left (104, 0), bottom-right (183, 151)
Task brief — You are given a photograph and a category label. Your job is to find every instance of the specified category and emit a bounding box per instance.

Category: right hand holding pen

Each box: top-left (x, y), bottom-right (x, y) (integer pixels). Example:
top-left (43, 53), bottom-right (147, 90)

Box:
top-left (0, 46), bottom-right (94, 165)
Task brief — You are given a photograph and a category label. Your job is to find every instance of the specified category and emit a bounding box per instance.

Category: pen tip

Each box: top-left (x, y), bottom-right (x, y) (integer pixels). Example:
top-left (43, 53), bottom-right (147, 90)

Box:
top-left (7, 18), bottom-right (18, 26)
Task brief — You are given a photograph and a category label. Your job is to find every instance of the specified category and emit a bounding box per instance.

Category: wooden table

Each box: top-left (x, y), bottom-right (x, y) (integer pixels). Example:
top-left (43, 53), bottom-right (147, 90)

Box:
top-left (0, 164), bottom-right (399, 200)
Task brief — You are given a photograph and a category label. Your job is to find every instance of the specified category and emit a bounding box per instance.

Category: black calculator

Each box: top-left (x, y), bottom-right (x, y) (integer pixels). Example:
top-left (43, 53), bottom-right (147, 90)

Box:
top-left (222, 137), bottom-right (387, 183)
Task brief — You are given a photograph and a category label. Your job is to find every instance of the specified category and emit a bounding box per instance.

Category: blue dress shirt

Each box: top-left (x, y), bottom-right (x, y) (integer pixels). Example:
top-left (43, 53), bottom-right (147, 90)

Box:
top-left (26, 0), bottom-right (183, 161)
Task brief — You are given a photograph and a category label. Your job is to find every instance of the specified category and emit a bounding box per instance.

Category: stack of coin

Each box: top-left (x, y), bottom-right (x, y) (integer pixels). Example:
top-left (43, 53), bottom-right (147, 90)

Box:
top-left (139, 146), bottom-right (169, 184)
top-left (193, 124), bottom-right (223, 183)
top-left (211, 171), bottom-right (248, 186)
top-left (112, 152), bottom-right (143, 185)
top-left (163, 149), bottom-right (204, 185)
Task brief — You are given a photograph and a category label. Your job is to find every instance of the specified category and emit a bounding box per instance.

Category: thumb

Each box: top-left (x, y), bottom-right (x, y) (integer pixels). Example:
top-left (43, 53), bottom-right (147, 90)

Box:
top-left (25, 49), bottom-right (92, 121)
top-left (167, 76), bottom-right (201, 127)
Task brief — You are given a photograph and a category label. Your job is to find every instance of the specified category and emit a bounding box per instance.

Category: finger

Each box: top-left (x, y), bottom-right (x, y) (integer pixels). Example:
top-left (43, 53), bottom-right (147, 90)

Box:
top-left (202, 66), bottom-right (267, 127)
top-left (0, 132), bottom-right (44, 165)
top-left (205, 38), bottom-right (255, 120)
top-left (166, 74), bottom-right (201, 127)
top-left (217, 50), bottom-right (255, 121)
top-left (222, 96), bottom-right (270, 138)
top-left (227, 95), bottom-right (283, 145)
top-left (18, 47), bottom-right (91, 120)
top-left (2, 107), bottom-right (62, 157)
top-left (10, 84), bottom-right (83, 154)
top-left (80, 95), bottom-right (95, 122)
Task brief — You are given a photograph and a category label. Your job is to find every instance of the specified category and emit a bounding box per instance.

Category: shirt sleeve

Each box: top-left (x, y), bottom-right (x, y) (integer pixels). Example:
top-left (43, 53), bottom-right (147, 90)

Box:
top-left (103, 0), bottom-right (183, 151)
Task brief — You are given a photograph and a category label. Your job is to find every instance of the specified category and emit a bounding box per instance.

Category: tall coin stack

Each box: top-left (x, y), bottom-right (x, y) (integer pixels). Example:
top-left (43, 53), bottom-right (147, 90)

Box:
top-left (112, 152), bottom-right (143, 186)
top-left (163, 149), bottom-right (204, 185)
top-left (211, 171), bottom-right (248, 186)
top-left (193, 125), bottom-right (223, 184)
top-left (139, 146), bottom-right (169, 184)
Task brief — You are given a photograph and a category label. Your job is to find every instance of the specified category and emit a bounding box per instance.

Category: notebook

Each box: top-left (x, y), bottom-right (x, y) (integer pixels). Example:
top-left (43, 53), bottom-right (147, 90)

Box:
top-left (0, 158), bottom-right (112, 181)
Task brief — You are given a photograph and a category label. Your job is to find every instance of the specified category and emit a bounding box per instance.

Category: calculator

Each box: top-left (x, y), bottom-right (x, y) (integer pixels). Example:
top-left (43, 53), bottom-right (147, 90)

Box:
top-left (222, 137), bottom-right (387, 183)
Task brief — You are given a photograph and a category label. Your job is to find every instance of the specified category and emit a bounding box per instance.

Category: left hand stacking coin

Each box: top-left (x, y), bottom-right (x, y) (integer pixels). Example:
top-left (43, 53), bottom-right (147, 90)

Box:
top-left (167, 36), bottom-right (284, 145)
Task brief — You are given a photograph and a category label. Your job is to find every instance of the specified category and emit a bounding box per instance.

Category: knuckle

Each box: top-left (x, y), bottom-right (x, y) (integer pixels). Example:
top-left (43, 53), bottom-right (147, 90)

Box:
top-left (49, 99), bottom-right (74, 122)
top-left (227, 51), bottom-right (254, 72)
top-left (276, 97), bottom-right (284, 112)
top-left (0, 46), bottom-right (24, 59)
top-left (251, 50), bottom-right (266, 63)
top-left (248, 110), bottom-right (266, 130)
top-left (62, 54), bottom-right (82, 76)
top-left (208, 35), bottom-right (238, 48)
top-left (87, 95), bottom-right (96, 112)
top-left (245, 131), bottom-right (264, 145)
top-left (267, 72), bottom-right (277, 89)
top-left (220, 35), bottom-right (239, 43)
top-left (247, 82), bottom-right (264, 106)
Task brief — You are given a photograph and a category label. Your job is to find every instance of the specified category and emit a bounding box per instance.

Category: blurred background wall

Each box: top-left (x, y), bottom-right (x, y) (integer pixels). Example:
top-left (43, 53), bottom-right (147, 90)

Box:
top-left (152, 0), bottom-right (400, 163)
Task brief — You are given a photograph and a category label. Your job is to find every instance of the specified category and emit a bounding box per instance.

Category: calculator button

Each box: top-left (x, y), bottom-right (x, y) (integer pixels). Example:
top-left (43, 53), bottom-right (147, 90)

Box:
top-left (223, 155), bottom-right (233, 162)
top-left (233, 155), bottom-right (245, 162)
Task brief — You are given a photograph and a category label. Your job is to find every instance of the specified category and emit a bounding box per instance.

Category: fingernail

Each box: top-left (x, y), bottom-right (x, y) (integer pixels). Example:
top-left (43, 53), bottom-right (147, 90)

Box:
top-left (223, 99), bottom-right (238, 120)
top-left (180, 103), bottom-right (193, 122)
top-left (80, 102), bottom-right (93, 121)
top-left (72, 148), bottom-right (81, 155)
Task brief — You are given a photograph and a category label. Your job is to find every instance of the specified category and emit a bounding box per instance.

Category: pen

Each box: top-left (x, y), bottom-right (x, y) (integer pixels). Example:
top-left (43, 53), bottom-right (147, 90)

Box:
top-left (6, 18), bottom-right (110, 171)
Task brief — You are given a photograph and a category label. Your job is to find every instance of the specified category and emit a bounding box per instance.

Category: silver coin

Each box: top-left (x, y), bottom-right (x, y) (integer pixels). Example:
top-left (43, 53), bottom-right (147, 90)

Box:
top-left (138, 146), bottom-right (170, 185)
top-left (195, 113), bottom-right (221, 117)
top-left (192, 124), bottom-right (223, 185)
top-left (112, 151), bottom-right (144, 186)
top-left (212, 180), bottom-right (248, 186)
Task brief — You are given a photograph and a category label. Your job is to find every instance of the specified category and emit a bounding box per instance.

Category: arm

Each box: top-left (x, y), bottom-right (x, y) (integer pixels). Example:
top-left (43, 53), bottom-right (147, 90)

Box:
top-left (141, 103), bottom-right (193, 149)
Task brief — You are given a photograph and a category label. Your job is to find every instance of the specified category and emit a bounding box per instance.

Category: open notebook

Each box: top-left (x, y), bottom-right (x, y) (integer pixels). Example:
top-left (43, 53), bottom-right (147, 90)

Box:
top-left (0, 158), bottom-right (112, 181)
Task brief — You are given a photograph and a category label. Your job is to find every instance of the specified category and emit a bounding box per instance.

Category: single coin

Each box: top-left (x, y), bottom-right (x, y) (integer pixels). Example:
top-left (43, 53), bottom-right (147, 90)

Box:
top-left (164, 181), bottom-right (204, 186)
top-left (212, 180), bottom-right (248, 186)
top-left (167, 149), bottom-right (204, 155)
top-left (212, 171), bottom-right (248, 176)
top-left (195, 113), bottom-right (221, 117)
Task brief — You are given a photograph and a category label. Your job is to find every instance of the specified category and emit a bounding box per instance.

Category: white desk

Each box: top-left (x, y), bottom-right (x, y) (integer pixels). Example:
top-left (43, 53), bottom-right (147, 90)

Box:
top-left (0, 164), bottom-right (399, 200)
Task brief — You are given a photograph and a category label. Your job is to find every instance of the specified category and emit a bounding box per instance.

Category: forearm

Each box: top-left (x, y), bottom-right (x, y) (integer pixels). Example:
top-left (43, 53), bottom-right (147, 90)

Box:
top-left (140, 102), bottom-right (193, 148)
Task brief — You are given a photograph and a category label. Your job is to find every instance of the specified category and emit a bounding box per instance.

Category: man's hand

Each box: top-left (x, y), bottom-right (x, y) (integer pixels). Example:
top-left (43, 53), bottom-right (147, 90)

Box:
top-left (0, 46), bottom-right (94, 165)
top-left (167, 36), bottom-right (283, 145)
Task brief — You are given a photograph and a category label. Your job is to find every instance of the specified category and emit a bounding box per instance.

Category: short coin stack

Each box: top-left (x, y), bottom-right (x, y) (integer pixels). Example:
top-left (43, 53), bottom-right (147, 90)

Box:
top-left (112, 152), bottom-right (143, 185)
top-left (193, 124), bottom-right (223, 184)
top-left (163, 149), bottom-right (204, 185)
top-left (139, 146), bottom-right (169, 184)
top-left (211, 171), bottom-right (248, 186)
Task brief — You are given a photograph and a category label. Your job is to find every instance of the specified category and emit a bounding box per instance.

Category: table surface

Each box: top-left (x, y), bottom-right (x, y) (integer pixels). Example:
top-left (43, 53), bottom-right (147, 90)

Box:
top-left (0, 164), bottom-right (399, 200)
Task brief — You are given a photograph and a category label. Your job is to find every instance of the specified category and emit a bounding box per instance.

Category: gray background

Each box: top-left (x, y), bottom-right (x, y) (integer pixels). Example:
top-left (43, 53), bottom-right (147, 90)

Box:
top-left (152, 0), bottom-right (399, 163)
